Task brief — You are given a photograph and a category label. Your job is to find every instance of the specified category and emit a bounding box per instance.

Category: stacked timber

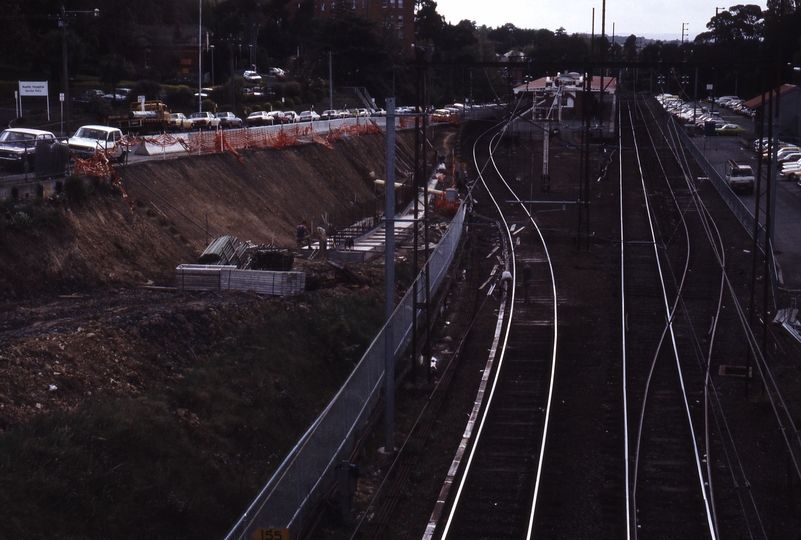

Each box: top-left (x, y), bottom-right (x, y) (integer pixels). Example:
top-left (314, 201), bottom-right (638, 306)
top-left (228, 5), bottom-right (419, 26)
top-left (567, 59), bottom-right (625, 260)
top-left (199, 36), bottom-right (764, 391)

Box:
top-left (175, 264), bottom-right (237, 292)
top-left (198, 236), bottom-right (249, 266)
top-left (176, 264), bottom-right (305, 296)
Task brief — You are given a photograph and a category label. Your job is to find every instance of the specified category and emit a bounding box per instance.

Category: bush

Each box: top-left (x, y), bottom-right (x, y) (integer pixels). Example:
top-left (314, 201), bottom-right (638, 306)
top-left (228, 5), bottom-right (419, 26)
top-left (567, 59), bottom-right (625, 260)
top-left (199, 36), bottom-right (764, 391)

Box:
top-left (86, 96), bottom-right (112, 120)
top-left (201, 99), bottom-right (216, 112)
top-left (128, 80), bottom-right (164, 103)
top-left (64, 175), bottom-right (89, 201)
top-left (165, 85), bottom-right (195, 111)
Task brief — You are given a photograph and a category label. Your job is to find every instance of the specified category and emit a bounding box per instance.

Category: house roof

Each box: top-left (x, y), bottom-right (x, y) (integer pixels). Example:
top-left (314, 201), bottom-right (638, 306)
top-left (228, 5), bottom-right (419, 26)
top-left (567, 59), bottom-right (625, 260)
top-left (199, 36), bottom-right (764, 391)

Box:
top-left (743, 84), bottom-right (798, 108)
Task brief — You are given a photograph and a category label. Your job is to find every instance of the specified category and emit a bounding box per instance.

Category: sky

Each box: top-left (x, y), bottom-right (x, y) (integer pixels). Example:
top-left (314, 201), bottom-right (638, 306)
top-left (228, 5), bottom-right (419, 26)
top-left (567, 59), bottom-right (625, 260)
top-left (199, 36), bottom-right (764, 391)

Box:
top-left (432, 0), bottom-right (768, 41)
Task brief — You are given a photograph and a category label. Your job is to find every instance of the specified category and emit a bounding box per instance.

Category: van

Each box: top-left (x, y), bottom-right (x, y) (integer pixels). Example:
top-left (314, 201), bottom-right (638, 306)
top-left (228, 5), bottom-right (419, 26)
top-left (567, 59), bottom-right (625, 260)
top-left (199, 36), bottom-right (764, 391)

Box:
top-left (725, 160), bottom-right (755, 194)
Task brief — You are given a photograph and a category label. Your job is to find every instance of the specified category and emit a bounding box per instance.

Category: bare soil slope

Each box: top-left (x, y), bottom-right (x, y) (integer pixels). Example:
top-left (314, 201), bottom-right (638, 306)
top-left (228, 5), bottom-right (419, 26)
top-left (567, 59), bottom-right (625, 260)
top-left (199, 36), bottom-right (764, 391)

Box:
top-left (0, 132), bottom-right (422, 299)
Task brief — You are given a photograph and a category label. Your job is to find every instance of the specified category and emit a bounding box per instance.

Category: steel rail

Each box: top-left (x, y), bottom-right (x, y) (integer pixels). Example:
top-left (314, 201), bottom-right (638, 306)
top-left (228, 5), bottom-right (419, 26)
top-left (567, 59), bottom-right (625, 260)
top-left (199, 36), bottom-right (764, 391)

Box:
top-left (432, 99), bottom-right (558, 539)
top-left (626, 94), bottom-right (718, 540)
top-left (485, 125), bottom-right (560, 540)
top-left (617, 102), bottom-right (634, 540)
top-left (435, 123), bottom-right (517, 540)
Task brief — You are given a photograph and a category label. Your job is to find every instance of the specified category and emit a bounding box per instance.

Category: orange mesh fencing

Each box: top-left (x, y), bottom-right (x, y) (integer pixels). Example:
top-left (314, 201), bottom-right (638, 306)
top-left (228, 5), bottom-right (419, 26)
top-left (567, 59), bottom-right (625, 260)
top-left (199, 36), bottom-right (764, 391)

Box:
top-left (72, 151), bottom-right (134, 208)
top-left (72, 119), bottom-right (396, 207)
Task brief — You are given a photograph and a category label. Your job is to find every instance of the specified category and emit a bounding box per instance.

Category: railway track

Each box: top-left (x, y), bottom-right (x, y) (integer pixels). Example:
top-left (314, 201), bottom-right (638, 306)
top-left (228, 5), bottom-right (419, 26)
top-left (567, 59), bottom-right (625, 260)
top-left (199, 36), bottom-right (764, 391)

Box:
top-left (422, 113), bottom-right (559, 539)
top-left (336, 90), bottom-right (801, 540)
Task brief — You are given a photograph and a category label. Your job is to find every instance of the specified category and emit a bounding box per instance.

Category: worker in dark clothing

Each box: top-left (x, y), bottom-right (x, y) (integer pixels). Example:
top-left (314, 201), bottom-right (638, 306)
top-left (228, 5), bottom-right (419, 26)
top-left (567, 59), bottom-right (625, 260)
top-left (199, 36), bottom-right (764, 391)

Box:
top-left (522, 263), bottom-right (533, 304)
top-left (296, 220), bottom-right (311, 250)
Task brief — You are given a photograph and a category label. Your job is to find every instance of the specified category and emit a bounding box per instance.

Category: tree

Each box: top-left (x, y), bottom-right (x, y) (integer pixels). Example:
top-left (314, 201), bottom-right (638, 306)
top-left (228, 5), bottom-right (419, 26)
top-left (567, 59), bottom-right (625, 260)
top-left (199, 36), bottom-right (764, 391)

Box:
top-left (695, 4), bottom-right (764, 43)
top-left (623, 34), bottom-right (638, 62)
top-left (415, 0), bottom-right (444, 44)
top-left (98, 54), bottom-right (135, 98)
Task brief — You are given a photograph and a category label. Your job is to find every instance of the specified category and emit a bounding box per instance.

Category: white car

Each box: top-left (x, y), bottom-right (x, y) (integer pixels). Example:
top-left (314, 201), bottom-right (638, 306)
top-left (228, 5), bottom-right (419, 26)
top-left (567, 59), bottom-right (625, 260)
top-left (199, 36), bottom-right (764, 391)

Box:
top-left (189, 111), bottom-right (221, 130)
top-left (282, 111), bottom-right (300, 123)
top-left (0, 127), bottom-right (56, 172)
top-left (320, 110), bottom-right (341, 120)
top-left (68, 125), bottom-right (126, 160)
top-left (246, 111), bottom-right (274, 126)
top-left (243, 70), bottom-right (262, 82)
top-left (298, 110), bottom-right (320, 122)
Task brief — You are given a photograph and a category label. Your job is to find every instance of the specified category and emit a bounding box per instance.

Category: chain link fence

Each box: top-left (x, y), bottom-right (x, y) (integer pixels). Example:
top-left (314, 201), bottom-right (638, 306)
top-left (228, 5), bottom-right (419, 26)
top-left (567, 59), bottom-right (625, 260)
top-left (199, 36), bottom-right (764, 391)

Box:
top-left (223, 202), bottom-right (467, 540)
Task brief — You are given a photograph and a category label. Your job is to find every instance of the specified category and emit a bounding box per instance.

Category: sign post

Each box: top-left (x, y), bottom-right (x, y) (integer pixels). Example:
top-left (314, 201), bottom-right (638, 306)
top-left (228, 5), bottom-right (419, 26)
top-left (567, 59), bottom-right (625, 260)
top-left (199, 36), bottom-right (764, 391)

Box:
top-left (19, 81), bottom-right (51, 122)
top-left (59, 93), bottom-right (65, 136)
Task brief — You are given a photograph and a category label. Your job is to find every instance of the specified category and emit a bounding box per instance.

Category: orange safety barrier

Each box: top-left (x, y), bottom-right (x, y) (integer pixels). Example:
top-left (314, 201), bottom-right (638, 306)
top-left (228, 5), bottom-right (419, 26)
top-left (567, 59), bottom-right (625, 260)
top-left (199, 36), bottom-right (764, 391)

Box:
top-left (71, 120), bottom-right (393, 208)
top-left (72, 151), bottom-right (134, 208)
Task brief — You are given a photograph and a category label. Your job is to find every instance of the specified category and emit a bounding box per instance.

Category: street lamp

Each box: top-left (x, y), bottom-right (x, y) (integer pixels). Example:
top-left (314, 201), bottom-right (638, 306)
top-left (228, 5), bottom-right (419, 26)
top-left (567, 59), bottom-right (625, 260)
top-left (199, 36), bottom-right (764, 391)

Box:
top-left (681, 22), bottom-right (688, 44)
top-left (57, 5), bottom-right (100, 136)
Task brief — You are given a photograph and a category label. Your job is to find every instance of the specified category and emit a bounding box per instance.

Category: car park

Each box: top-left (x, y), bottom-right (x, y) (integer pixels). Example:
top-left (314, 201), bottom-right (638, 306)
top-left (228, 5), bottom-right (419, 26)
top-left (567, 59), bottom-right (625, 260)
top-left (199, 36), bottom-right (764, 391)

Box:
top-left (68, 125), bottom-right (126, 160)
top-left (298, 110), bottom-right (320, 122)
top-left (169, 112), bottom-right (193, 131)
top-left (246, 111), bottom-right (274, 126)
top-left (215, 112), bottom-right (244, 129)
top-left (0, 127), bottom-right (57, 172)
top-left (189, 111), bottom-right (221, 130)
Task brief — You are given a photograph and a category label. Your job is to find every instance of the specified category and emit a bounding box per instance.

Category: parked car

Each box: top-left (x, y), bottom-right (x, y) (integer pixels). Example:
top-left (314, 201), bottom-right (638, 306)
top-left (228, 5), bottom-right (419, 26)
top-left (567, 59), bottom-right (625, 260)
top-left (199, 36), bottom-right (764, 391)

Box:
top-left (243, 71), bottom-right (262, 82)
top-left (282, 111), bottom-right (300, 123)
top-left (268, 67), bottom-right (286, 79)
top-left (715, 124), bottom-right (746, 136)
top-left (298, 110), bottom-right (320, 122)
top-left (189, 111), bottom-right (221, 130)
top-left (68, 125), bottom-right (126, 160)
top-left (320, 109), bottom-right (341, 120)
top-left (72, 88), bottom-right (105, 105)
top-left (103, 88), bottom-right (131, 102)
top-left (215, 112), bottom-right (244, 129)
top-left (266, 111), bottom-right (288, 124)
top-left (169, 112), bottom-right (193, 131)
top-left (778, 152), bottom-right (801, 165)
top-left (0, 127), bottom-right (56, 172)
top-left (246, 111), bottom-right (274, 126)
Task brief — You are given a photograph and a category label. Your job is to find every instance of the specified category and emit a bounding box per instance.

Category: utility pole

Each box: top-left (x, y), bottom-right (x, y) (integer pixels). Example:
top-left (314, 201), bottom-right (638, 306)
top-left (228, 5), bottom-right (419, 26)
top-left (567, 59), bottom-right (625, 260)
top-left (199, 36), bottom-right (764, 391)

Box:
top-left (198, 0), bottom-right (203, 113)
top-left (382, 97), bottom-right (396, 455)
top-left (329, 51), bottom-right (334, 111)
top-left (56, 5), bottom-right (100, 136)
top-left (223, 35), bottom-right (239, 113)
